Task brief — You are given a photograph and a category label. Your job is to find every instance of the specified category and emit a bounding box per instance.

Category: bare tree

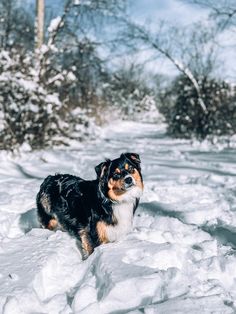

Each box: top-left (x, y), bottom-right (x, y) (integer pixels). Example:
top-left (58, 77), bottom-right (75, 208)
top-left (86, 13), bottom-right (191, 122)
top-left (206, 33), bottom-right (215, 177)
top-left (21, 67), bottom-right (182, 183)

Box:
top-left (36, 0), bottom-right (127, 106)
top-left (183, 0), bottom-right (236, 30)
top-left (124, 21), bottom-right (220, 114)
top-left (123, 18), bottom-right (235, 139)
top-left (35, 0), bottom-right (45, 50)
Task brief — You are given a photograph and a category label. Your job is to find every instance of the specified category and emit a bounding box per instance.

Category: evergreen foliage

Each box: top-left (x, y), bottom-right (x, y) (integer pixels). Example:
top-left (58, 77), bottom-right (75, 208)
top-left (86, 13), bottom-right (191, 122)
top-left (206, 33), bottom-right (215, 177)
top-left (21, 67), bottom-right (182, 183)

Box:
top-left (159, 75), bottom-right (236, 139)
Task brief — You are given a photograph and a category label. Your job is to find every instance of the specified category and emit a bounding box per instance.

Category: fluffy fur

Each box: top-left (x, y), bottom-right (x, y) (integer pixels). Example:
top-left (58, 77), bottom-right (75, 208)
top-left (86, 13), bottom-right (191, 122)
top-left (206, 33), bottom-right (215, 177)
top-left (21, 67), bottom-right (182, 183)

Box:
top-left (36, 153), bottom-right (143, 258)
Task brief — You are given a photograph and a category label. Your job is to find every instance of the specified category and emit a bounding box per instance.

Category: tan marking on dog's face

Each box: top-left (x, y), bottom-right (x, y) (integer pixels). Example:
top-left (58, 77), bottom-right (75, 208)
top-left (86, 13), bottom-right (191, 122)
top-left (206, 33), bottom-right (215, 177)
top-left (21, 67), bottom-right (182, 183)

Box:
top-left (47, 218), bottom-right (58, 230)
top-left (96, 221), bottom-right (109, 244)
top-left (79, 229), bottom-right (93, 256)
top-left (131, 168), bottom-right (144, 190)
top-left (115, 168), bottom-right (121, 174)
top-left (107, 178), bottom-right (126, 201)
top-left (125, 163), bottom-right (129, 170)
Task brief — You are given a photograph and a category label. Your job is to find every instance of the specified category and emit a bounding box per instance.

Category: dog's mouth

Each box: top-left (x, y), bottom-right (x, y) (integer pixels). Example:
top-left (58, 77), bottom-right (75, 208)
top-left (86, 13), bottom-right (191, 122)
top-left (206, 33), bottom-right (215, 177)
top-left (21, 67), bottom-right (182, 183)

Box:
top-left (107, 175), bottom-right (136, 199)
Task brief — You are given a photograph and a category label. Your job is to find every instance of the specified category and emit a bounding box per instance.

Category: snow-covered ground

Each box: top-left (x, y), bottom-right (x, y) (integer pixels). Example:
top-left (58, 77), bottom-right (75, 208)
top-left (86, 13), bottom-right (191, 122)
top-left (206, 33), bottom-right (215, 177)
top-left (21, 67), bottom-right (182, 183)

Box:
top-left (1, 121), bottom-right (236, 313)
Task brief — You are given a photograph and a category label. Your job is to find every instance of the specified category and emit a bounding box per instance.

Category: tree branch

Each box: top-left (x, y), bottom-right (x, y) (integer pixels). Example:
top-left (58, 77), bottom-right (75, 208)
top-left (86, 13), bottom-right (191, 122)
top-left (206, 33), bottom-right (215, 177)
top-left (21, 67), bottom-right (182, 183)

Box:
top-left (128, 23), bottom-right (208, 113)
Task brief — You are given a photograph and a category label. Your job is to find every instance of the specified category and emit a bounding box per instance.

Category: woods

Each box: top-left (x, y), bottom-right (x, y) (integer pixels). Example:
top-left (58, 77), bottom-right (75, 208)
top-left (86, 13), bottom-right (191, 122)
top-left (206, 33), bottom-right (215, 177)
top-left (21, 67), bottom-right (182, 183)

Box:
top-left (0, 0), bottom-right (235, 150)
top-left (1, 2), bottom-right (236, 311)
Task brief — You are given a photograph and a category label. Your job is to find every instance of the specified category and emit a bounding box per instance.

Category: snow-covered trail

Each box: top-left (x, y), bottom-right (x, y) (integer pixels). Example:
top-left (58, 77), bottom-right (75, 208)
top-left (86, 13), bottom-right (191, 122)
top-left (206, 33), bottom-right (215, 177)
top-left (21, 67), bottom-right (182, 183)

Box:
top-left (1, 121), bottom-right (236, 313)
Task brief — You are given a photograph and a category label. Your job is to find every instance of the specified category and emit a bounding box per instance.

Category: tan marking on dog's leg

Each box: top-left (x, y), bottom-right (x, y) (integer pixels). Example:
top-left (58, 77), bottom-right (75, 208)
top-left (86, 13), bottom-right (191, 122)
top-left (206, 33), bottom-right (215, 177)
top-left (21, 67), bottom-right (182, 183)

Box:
top-left (79, 229), bottom-right (94, 258)
top-left (47, 218), bottom-right (58, 230)
top-left (96, 221), bottom-right (109, 244)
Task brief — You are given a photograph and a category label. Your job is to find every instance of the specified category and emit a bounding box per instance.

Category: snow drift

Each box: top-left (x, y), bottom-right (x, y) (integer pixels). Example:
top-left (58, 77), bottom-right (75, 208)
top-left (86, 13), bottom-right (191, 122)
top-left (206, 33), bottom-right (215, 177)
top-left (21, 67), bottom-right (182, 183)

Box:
top-left (0, 121), bottom-right (236, 313)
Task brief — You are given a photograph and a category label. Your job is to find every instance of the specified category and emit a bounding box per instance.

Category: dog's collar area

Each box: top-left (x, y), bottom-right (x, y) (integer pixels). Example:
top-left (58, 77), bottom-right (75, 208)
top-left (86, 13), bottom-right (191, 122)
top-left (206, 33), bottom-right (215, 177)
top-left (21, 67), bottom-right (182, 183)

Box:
top-left (101, 192), bottom-right (118, 205)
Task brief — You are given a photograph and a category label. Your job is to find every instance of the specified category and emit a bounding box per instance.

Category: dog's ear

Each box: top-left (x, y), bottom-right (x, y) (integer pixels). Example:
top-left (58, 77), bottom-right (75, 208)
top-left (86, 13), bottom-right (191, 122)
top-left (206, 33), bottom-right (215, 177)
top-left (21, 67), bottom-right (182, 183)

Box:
top-left (121, 153), bottom-right (141, 169)
top-left (95, 162), bottom-right (106, 178)
top-left (95, 159), bottom-right (111, 179)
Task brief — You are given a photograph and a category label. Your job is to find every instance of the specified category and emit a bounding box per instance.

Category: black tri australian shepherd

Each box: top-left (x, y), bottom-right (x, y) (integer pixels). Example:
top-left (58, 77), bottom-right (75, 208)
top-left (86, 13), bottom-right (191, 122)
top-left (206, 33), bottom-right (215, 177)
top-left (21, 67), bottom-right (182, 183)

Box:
top-left (36, 153), bottom-right (143, 259)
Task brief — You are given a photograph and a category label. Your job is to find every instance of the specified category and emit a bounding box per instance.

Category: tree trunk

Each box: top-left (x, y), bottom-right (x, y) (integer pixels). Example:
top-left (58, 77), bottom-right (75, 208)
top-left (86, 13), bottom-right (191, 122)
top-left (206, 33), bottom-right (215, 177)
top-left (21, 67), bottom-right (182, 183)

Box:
top-left (35, 0), bottom-right (44, 50)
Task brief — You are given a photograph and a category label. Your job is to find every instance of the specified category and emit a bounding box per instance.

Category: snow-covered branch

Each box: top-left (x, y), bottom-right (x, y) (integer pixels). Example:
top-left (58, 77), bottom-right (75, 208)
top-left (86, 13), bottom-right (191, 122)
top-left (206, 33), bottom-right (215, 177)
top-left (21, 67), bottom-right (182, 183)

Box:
top-left (128, 23), bottom-right (208, 114)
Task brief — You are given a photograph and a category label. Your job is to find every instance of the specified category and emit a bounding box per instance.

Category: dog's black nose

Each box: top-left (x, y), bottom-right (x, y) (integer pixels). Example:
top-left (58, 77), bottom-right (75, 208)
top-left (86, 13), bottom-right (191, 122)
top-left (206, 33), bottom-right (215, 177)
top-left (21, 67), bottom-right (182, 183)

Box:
top-left (124, 177), bottom-right (133, 185)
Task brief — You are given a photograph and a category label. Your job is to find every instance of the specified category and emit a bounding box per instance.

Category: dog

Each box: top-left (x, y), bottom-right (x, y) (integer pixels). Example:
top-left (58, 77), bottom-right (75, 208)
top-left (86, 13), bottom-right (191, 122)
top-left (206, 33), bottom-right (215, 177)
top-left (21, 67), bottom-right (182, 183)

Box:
top-left (36, 153), bottom-right (143, 258)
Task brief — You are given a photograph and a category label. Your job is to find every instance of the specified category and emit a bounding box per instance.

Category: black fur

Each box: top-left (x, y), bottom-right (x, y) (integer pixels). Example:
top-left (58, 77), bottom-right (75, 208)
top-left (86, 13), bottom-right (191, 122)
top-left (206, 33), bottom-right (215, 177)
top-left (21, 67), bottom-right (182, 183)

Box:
top-left (36, 153), bottom-right (143, 258)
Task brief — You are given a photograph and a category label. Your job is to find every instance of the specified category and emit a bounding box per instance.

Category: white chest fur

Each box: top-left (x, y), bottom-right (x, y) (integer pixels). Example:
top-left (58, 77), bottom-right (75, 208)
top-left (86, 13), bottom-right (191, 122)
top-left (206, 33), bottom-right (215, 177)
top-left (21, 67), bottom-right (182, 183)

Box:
top-left (102, 186), bottom-right (143, 243)
top-left (106, 202), bottom-right (134, 242)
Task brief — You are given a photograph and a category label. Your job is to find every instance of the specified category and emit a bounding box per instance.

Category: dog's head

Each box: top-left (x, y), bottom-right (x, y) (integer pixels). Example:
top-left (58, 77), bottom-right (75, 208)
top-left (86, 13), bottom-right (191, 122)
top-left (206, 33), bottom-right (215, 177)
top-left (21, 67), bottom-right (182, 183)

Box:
top-left (95, 153), bottom-right (143, 202)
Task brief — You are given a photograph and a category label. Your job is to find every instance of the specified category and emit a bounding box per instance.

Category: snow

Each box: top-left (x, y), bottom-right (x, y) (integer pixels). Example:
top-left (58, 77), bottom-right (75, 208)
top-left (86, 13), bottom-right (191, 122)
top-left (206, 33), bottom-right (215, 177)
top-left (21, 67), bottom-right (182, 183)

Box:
top-left (66, 71), bottom-right (77, 82)
top-left (45, 93), bottom-right (61, 108)
top-left (48, 17), bottom-right (63, 33)
top-left (0, 121), bottom-right (236, 313)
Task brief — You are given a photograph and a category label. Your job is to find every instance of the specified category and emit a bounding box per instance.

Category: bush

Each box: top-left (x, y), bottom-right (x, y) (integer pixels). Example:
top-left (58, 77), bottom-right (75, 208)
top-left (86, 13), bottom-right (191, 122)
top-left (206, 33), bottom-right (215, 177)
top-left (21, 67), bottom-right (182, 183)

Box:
top-left (0, 50), bottom-right (96, 151)
top-left (159, 75), bottom-right (236, 139)
top-left (102, 65), bottom-right (161, 121)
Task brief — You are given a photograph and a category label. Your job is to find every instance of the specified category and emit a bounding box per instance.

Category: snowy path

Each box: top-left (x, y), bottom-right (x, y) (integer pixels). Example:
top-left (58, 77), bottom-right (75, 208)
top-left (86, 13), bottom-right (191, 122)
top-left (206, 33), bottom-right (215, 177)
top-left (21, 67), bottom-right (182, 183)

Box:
top-left (1, 121), bottom-right (236, 313)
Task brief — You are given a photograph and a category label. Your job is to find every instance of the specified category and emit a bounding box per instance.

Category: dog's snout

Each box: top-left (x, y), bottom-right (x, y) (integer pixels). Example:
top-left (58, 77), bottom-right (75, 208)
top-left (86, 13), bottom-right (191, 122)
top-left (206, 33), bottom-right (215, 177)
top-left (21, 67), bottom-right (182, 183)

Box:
top-left (124, 176), bottom-right (133, 185)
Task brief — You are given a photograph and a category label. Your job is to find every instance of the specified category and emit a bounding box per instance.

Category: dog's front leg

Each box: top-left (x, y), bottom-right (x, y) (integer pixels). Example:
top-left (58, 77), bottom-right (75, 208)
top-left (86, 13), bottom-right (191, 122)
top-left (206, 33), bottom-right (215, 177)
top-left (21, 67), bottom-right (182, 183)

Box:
top-left (78, 228), bottom-right (94, 260)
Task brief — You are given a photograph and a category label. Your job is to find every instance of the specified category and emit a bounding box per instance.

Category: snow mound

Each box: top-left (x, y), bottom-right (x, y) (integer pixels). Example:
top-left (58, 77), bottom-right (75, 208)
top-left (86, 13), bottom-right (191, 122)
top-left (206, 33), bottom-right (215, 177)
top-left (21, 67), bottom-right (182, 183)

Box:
top-left (0, 229), bottom-right (82, 314)
top-left (0, 121), bottom-right (236, 313)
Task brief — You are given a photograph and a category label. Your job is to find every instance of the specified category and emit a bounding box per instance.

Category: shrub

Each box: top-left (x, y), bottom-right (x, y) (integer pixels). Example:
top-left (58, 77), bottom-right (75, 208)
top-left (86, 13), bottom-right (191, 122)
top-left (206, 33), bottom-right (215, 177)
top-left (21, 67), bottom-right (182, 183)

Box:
top-left (0, 50), bottom-right (95, 151)
top-left (159, 75), bottom-right (236, 139)
top-left (102, 65), bottom-right (161, 121)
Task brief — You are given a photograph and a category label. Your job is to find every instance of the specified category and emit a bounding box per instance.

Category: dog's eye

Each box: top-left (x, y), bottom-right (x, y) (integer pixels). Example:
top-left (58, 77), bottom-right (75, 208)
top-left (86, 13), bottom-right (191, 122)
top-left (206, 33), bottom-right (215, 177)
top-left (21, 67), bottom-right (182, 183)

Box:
top-left (113, 173), bottom-right (121, 180)
top-left (129, 166), bottom-right (135, 173)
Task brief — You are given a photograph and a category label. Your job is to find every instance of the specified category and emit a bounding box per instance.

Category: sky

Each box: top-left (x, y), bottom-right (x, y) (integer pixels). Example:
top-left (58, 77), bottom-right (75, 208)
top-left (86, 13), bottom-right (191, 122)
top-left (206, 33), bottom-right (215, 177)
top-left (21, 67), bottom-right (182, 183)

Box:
top-left (28, 0), bottom-right (235, 80)
top-left (129, 0), bottom-right (235, 80)
top-left (131, 0), bottom-right (209, 25)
